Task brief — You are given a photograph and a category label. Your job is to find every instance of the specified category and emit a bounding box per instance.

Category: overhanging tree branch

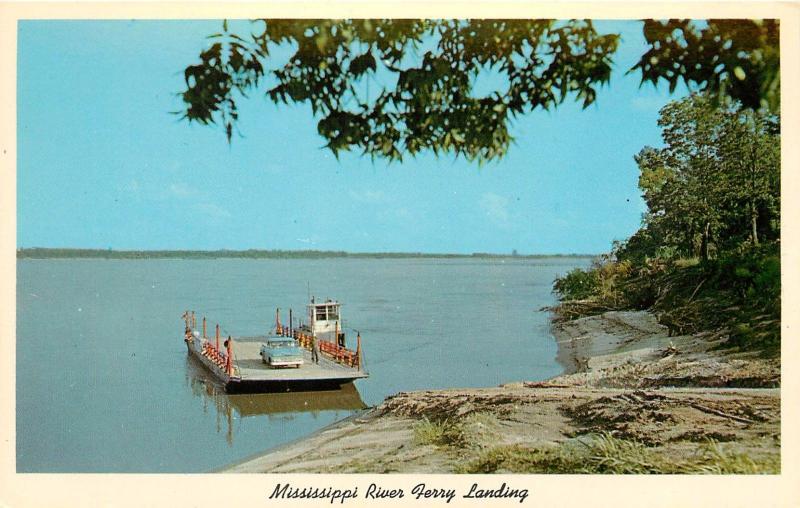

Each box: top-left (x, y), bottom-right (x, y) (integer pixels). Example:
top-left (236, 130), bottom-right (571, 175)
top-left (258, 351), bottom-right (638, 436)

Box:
top-left (179, 19), bottom-right (779, 163)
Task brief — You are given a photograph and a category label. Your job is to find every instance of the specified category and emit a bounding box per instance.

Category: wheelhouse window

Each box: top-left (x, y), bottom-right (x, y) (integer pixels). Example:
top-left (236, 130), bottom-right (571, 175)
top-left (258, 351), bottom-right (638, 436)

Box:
top-left (313, 304), bottom-right (339, 321)
top-left (327, 305), bottom-right (339, 320)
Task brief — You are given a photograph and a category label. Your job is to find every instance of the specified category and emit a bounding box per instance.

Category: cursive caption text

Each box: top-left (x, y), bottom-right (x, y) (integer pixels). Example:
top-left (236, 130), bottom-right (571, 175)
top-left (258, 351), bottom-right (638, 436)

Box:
top-left (269, 482), bottom-right (529, 504)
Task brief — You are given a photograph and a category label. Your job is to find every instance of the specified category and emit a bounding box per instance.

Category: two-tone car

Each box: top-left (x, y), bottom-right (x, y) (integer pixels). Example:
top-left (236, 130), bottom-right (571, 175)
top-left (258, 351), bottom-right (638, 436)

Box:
top-left (260, 337), bottom-right (305, 368)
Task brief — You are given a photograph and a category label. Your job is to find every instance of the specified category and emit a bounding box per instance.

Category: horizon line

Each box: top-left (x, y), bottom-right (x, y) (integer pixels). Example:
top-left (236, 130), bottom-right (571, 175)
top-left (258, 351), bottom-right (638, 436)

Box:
top-left (16, 247), bottom-right (600, 259)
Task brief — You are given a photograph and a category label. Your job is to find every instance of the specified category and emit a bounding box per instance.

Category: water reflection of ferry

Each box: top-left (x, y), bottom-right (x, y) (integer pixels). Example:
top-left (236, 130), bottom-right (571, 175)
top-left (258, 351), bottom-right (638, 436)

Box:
top-left (184, 356), bottom-right (367, 445)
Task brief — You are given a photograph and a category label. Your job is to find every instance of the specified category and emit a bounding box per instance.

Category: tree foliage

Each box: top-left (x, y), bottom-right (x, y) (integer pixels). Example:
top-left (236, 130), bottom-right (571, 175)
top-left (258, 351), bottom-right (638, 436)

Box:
top-left (620, 94), bottom-right (780, 262)
top-left (180, 19), bottom-right (779, 163)
top-left (633, 19), bottom-right (780, 112)
top-left (554, 95), bottom-right (781, 350)
top-left (182, 19), bottom-right (618, 163)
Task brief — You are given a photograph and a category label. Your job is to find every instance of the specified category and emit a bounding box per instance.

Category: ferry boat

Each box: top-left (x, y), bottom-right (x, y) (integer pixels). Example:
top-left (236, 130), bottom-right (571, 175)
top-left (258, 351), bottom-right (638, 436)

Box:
top-left (182, 298), bottom-right (368, 393)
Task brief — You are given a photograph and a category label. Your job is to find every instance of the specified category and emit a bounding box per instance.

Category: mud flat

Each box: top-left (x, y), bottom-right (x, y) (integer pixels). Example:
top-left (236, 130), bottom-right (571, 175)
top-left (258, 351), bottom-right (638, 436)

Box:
top-left (223, 311), bottom-right (780, 474)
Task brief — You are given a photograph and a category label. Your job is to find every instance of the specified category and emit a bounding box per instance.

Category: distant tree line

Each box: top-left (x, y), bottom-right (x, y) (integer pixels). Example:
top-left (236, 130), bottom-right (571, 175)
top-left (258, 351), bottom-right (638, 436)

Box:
top-left (16, 248), bottom-right (592, 260)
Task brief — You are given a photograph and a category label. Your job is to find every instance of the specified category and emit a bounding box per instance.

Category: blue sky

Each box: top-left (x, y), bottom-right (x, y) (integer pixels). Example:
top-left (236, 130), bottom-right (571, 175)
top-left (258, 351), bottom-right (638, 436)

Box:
top-left (17, 20), bottom-right (687, 255)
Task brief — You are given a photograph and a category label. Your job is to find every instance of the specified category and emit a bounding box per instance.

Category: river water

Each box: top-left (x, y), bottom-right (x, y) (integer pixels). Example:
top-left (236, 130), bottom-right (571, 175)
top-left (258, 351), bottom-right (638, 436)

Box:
top-left (16, 256), bottom-right (590, 472)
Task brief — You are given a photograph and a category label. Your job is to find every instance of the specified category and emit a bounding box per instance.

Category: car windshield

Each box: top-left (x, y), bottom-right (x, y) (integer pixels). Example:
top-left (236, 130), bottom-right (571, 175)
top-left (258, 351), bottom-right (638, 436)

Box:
top-left (268, 340), bottom-right (297, 348)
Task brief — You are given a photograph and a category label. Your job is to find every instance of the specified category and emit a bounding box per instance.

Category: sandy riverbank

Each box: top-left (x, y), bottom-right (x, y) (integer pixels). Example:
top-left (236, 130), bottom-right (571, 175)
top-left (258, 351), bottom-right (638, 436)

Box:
top-left (222, 311), bottom-right (780, 473)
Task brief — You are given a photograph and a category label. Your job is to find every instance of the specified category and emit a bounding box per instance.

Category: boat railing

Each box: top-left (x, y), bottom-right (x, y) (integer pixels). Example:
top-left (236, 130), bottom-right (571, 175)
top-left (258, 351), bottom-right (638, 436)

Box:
top-left (201, 340), bottom-right (227, 369)
top-left (184, 310), bottom-right (235, 376)
top-left (283, 326), bottom-right (361, 369)
top-left (185, 309), bottom-right (362, 372)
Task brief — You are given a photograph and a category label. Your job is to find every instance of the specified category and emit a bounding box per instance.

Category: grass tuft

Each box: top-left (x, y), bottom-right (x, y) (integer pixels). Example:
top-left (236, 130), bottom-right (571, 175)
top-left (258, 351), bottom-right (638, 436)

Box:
top-left (412, 417), bottom-right (466, 447)
top-left (456, 433), bottom-right (780, 474)
top-left (686, 440), bottom-right (780, 474)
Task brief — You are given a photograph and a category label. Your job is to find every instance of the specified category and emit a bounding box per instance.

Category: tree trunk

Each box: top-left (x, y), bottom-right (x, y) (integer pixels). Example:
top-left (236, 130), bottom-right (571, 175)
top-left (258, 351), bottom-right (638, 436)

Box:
top-left (751, 202), bottom-right (760, 246)
top-left (749, 123), bottom-right (760, 247)
top-left (701, 222), bottom-right (711, 261)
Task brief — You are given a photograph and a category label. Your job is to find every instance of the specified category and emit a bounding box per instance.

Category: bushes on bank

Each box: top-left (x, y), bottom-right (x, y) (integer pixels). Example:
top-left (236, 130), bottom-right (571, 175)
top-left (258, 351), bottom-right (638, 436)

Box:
top-left (553, 268), bottom-right (599, 301)
top-left (551, 242), bottom-right (780, 353)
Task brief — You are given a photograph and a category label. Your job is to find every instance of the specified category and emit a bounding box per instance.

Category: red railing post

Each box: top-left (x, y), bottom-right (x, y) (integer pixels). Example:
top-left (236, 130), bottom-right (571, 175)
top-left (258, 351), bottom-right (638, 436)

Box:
top-left (226, 336), bottom-right (233, 376)
top-left (356, 332), bottom-right (362, 370)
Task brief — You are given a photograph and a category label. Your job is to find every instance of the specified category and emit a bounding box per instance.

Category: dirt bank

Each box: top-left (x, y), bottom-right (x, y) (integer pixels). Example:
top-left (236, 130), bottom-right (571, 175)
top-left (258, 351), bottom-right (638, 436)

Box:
top-left (552, 311), bottom-right (780, 388)
top-left (223, 311), bottom-right (780, 474)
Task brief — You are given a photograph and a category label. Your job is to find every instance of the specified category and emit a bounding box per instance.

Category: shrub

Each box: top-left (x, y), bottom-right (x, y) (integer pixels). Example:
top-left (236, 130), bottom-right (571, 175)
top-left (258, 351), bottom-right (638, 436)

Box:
top-left (710, 243), bottom-right (780, 306)
top-left (553, 268), bottom-right (599, 301)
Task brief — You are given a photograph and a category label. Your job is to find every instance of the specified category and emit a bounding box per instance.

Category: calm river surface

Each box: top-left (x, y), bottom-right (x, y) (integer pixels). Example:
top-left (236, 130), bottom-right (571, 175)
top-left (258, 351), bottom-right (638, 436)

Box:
top-left (17, 256), bottom-right (590, 472)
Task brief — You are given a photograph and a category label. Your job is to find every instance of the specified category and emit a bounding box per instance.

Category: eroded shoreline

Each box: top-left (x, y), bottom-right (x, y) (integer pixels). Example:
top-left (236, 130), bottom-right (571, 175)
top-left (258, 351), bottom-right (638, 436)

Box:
top-left (222, 311), bottom-right (780, 473)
